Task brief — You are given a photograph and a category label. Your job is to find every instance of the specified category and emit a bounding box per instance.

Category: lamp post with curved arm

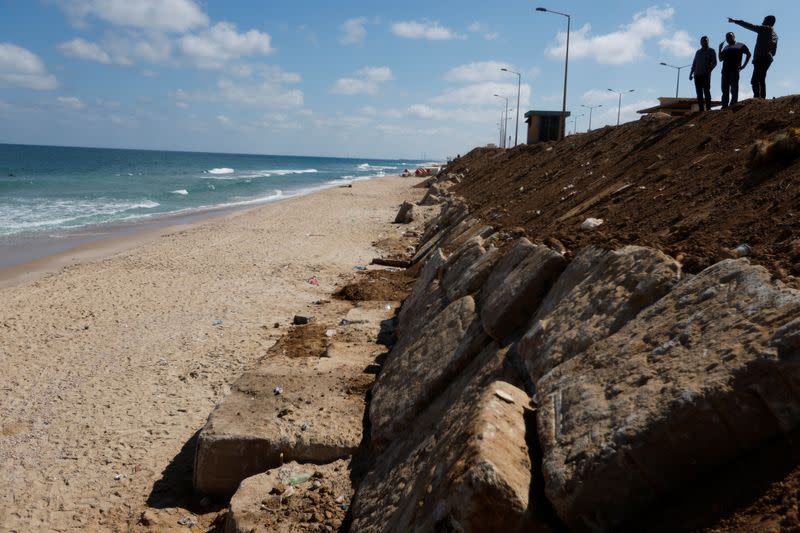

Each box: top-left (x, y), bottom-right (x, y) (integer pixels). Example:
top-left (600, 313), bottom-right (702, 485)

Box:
top-left (536, 7), bottom-right (570, 140)
top-left (581, 104), bottom-right (603, 131)
top-left (608, 88), bottom-right (635, 126)
top-left (500, 68), bottom-right (522, 146)
top-left (660, 62), bottom-right (691, 97)
top-left (494, 93), bottom-right (509, 148)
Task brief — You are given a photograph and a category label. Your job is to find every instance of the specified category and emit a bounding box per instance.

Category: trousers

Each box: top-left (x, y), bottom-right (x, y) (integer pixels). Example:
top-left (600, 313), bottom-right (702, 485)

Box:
top-left (751, 59), bottom-right (772, 99)
top-left (721, 69), bottom-right (740, 108)
top-left (694, 73), bottom-right (712, 111)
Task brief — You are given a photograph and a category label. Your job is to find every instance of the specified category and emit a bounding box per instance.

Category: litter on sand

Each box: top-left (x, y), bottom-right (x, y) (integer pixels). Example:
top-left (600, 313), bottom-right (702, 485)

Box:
top-left (307, 276), bottom-right (320, 286)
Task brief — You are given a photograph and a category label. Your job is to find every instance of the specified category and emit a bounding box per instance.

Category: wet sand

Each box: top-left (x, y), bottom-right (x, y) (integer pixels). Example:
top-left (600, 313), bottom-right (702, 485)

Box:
top-left (0, 175), bottom-right (420, 530)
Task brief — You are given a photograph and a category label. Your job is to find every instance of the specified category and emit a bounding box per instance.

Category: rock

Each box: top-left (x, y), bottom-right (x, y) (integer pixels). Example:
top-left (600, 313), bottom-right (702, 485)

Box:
top-left (370, 296), bottom-right (490, 448)
top-left (536, 259), bottom-right (800, 532)
top-left (418, 198), bottom-right (469, 247)
top-left (480, 243), bottom-right (567, 343)
top-left (226, 460), bottom-right (352, 533)
top-left (353, 345), bottom-right (548, 532)
top-left (195, 368), bottom-right (368, 496)
top-left (580, 217), bottom-right (604, 231)
top-left (441, 237), bottom-right (501, 302)
top-left (394, 201), bottom-right (415, 224)
top-left (443, 223), bottom-right (495, 254)
top-left (292, 314), bottom-right (314, 325)
top-left (419, 183), bottom-right (451, 206)
top-left (396, 248), bottom-right (447, 346)
top-left (519, 246), bottom-right (681, 383)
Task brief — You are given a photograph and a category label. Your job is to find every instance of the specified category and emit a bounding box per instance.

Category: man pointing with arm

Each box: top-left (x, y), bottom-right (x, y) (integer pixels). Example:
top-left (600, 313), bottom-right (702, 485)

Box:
top-left (729, 15), bottom-right (778, 99)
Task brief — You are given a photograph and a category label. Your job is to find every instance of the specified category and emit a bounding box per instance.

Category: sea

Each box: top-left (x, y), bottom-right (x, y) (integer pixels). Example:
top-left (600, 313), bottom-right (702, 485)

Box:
top-left (0, 144), bottom-right (430, 239)
top-left (0, 144), bottom-right (433, 272)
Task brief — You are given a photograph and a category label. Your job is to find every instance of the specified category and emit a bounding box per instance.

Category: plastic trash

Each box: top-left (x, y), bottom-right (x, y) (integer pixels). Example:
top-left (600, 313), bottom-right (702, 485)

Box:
top-left (273, 386), bottom-right (283, 395)
top-left (212, 319), bottom-right (223, 326)
top-left (307, 276), bottom-right (320, 286)
top-left (581, 218), bottom-right (604, 231)
top-left (733, 244), bottom-right (751, 258)
top-left (301, 421), bottom-right (312, 431)
top-left (325, 329), bottom-right (337, 337)
top-left (353, 266), bottom-right (368, 271)
top-left (114, 473), bottom-right (126, 481)
top-left (177, 516), bottom-right (198, 528)
top-left (287, 472), bottom-right (312, 486)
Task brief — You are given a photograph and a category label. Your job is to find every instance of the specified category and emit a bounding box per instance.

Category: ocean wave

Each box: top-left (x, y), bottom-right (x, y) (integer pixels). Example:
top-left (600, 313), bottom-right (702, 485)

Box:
top-left (0, 198), bottom-right (161, 236)
top-left (267, 169), bottom-right (318, 175)
top-left (171, 189), bottom-right (189, 196)
top-left (207, 168), bottom-right (235, 175)
top-left (357, 163), bottom-right (398, 171)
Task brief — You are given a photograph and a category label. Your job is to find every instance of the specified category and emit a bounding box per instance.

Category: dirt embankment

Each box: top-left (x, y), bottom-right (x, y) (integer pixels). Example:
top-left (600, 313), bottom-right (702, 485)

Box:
top-left (446, 95), bottom-right (800, 285)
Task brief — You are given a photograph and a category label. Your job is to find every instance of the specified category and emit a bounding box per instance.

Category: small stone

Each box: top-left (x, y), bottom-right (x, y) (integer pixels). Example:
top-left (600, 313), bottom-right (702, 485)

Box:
top-left (494, 390), bottom-right (515, 403)
top-left (293, 314), bottom-right (315, 325)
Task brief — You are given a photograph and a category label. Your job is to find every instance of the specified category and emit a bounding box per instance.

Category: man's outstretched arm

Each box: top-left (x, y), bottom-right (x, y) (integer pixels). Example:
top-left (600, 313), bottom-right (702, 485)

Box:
top-left (729, 18), bottom-right (759, 32)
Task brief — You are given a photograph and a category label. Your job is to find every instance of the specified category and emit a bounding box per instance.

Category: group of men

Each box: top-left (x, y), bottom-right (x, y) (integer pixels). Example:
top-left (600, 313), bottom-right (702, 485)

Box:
top-left (689, 15), bottom-right (778, 111)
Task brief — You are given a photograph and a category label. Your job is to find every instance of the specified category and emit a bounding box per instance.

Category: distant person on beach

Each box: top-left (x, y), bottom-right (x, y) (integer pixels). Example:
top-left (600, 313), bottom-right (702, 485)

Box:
top-left (718, 32), bottom-right (751, 108)
top-left (729, 15), bottom-right (778, 99)
top-left (690, 36), bottom-right (717, 112)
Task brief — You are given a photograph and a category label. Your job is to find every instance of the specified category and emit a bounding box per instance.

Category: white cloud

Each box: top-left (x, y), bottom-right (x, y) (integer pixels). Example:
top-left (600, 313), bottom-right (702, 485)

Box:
top-left (58, 38), bottom-right (112, 64)
top-left (181, 22), bottom-right (273, 69)
top-left (216, 114), bottom-right (232, 126)
top-left (331, 78), bottom-right (378, 95)
top-left (331, 66), bottom-right (393, 95)
top-left (339, 17), bottom-right (368, 45)
top-left (62, 0), bottom-right (209, 33)
top-left (142, 69), bottom-right (158, 77)
top-left (406, 104), bottom-right (448, 120)
top-left (176, 101), bottom-right (189, 109)
top-left (392, 20), bottom-right (464, 41)
top-left (659, 30), bottom-right (695, 58)
top-left (57, 96), bottom-right (86, 109)
top-left (357, 66), bottom-right (394, 82)
top-left (216, 78), bottom-right (304, 108)
top-left (445, 61), bottom-right (515, 82)
top-left (0, 43), bottom-right (58, 90)
top-left (467, 21), bottom-right (498, 41)
top-left (547, 6), bottom-right (675, 65)
top-left (433, 82), bottom-right (531, 107)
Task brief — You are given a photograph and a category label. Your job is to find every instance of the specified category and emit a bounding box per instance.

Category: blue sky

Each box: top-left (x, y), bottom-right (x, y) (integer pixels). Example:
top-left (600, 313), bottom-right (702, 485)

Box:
top-left (0, 0), bottom-right (797, 159)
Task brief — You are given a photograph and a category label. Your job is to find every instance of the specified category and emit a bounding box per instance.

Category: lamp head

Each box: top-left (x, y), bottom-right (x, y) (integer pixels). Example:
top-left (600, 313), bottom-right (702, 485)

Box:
top-left (536, 7), bottom-right (547, 12)
top-left (660, 62), bottom-right (668, 66)
top-left (500, 68), bottom-right (508, 72)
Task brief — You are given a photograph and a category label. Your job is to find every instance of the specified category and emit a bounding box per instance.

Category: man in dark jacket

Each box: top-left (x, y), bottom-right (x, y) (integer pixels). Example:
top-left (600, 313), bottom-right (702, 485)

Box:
top-left (718, 32), bottom-right (751, 108)
top-left (690, 36), bottom-right (717, 111)
top-left (729, 15), bottom-right (778, 98)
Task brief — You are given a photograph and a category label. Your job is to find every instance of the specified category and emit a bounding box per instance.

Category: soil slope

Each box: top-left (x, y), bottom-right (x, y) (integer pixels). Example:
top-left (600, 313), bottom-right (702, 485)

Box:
top-left (446, 95), bottom-right (800, 285)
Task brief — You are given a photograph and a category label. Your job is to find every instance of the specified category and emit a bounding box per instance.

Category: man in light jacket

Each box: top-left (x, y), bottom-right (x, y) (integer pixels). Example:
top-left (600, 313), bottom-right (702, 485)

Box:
top-left (690, 36), bottom-right (717, 112)
top-left (729, 15), bottom-right (778, 99)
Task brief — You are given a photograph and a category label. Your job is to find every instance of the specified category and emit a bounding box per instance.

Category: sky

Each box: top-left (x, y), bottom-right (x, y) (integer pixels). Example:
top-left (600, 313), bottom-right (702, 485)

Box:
top-left (0, 0), bottom-right (798, 159)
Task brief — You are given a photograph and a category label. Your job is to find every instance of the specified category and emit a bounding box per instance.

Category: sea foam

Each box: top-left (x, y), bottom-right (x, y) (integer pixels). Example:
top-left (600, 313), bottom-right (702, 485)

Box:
top-left (208, 168), bottom-right (235, 175)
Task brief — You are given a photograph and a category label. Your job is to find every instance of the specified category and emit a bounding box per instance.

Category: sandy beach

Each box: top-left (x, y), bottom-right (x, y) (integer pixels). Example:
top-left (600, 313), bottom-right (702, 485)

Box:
top-left (0, 175), bottom-right (419, 531)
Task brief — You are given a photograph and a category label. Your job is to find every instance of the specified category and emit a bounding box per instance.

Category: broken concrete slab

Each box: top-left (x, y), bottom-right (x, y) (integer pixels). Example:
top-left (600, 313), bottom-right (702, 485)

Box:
top-left (353, 344), bottom-right (549, 532)
top-left (441, 237), bottom-right (500, 303)
top-left (519, 246), bottom-right (681, 384)
top-left (536, 259), bottom-right (800, 532)
top-left (480, 243), bottom-right (567, 343)
top-left (292, 314), bottom-right (314, 325)
top-left (394, 201), bottom-right (415, 224)
top-left (370, 296), bottom-right (490, 448)
top-left (194, 368), bottom-right (369, 496)
top-left (225, 460), bottom-right (352, 533)
top-left (396, 248), bottom-right (447, 343)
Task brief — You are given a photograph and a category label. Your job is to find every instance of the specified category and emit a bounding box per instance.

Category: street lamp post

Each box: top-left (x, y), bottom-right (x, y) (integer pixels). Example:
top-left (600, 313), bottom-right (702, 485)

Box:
top-left (571, 113), bottom-right (585, 135)
top-left (536, 7), bottom-right (570, 140)
top-left (659, 62), bottom-right (691, 97)
top-left (501, 68), bottom-right (522, 146)
top-left (607, 88), bottom-right (635, 126)
top-left (494, 94), bottom-right (509, 148)
top-left (581, 104), bottom-right (603, 131)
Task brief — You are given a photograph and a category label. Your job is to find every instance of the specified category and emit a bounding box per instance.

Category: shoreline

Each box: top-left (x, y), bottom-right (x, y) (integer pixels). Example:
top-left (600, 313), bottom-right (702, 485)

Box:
top-left (0, 174), bottom-right (424, 530)
top-left (0, 174), bottom-right (394, 289)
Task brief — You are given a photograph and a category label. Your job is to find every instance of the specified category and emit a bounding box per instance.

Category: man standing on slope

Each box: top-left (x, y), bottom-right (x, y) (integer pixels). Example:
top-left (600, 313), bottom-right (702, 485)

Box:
top-left (729, 15), bottom-right (778, 99)
top-left (690, 36), bottom-right (717, 112)
top-left (718, 32), bottom-right (751, 108)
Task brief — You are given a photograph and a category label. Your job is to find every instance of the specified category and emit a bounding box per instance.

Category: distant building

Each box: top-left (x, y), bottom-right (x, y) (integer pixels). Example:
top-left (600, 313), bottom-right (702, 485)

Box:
top-left (637, 97), bottom-right (722, 117)
top-left (524, 111), bottom-right (570, 144)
